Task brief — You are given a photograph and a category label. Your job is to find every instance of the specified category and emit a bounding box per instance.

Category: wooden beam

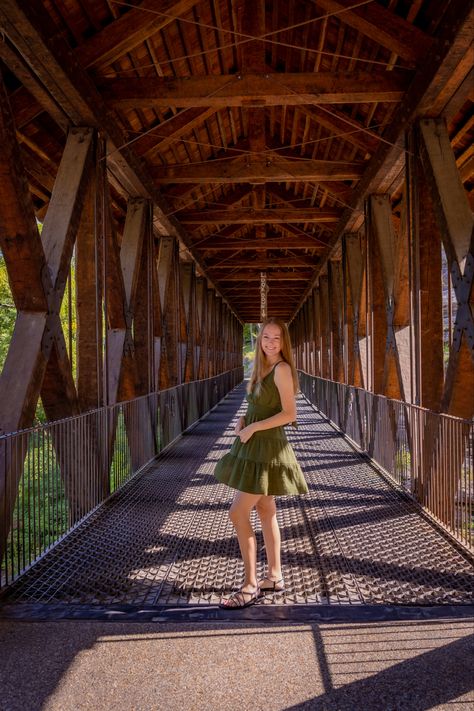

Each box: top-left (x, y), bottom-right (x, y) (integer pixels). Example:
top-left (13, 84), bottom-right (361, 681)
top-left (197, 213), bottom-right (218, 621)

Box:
top-left (212, 271), bottom-right (313, 281)
top-left (151, 157), bottom-right (364, 183)
top-left (177, 207), bottom-right (341, 224)
top-left (75, 0), bottom-right (200, 69)
top-left (103, 71), bottom-right (408, 108)
top-left (296, 104), bottom-right (380, 156)
top-left (133, 107), bottom-right (217, 159)
top-left (195, 237), bottom-right (325, 251)
top-left (206, 256), bottom-right (318, 268)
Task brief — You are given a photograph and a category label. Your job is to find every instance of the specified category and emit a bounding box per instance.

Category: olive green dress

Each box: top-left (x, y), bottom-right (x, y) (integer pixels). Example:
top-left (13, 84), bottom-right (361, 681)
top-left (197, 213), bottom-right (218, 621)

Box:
top-left (214, 363), bottom-right (308, 496)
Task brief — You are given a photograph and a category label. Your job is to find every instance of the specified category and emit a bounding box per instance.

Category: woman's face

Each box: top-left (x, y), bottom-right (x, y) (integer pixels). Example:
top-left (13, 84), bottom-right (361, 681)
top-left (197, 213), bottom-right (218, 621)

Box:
top-left (261, 324), bottom-right (282, 360)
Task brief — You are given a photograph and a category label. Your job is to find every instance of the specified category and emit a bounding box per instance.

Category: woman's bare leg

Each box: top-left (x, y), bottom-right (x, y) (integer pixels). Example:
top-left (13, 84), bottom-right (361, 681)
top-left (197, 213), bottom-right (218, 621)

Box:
top-left (229, 491), bottom-right (262, 590)
top-left (255, 496), bottom-right (282, 581)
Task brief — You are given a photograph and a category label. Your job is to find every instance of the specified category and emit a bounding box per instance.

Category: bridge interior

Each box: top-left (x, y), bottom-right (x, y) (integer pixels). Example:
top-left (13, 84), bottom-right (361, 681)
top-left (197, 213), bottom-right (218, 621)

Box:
top-left (2, 384), bottom-right (472, 615)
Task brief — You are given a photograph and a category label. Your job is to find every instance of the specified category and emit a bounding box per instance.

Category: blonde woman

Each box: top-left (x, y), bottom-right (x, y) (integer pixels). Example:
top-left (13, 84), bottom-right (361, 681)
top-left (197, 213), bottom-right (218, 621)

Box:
top-left (214, 317), bottom-right (308, 608)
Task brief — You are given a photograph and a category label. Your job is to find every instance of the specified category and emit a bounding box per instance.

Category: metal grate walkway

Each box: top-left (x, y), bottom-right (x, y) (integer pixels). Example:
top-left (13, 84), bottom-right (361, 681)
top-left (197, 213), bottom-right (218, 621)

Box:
top-left (1, 384), bottom-right (473, 610)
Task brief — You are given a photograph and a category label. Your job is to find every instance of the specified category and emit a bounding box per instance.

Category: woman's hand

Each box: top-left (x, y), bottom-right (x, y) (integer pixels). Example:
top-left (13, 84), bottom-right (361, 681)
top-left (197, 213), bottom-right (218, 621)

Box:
top-left (234, 416), bottom-right (245, 435)
top-left (238, 423), bottom-right (256, 443)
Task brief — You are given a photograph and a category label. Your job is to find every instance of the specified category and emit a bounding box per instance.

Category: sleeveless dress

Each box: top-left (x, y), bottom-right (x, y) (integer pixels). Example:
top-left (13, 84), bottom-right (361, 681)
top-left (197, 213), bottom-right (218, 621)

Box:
top-left (214, 363), bottom-right (308, 496)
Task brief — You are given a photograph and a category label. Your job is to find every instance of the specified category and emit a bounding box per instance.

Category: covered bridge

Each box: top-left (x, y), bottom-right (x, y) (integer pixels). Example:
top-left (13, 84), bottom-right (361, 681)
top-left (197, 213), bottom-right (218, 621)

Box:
top-left (0, 0), bottom-right (473, 616)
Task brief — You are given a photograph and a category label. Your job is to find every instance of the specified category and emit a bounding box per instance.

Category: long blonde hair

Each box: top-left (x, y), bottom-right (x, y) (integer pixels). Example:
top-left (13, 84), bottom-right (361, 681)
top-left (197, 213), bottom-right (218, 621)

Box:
top-left (247, 318), bottom-right (299, 394)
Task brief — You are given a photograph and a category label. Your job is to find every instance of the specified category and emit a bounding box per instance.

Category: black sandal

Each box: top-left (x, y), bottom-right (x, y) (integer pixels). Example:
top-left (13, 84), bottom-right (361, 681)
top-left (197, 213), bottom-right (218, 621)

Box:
top-left (219, 586), bottom-right (260, 609)
top-left (258, 577), bottom-right (285, 595)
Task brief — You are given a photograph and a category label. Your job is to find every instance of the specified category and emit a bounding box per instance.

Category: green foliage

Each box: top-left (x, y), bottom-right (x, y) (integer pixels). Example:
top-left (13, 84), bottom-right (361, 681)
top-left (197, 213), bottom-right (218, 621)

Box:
top-left (243, 323), bottom-right (258, 377)
top-left (0, 254), bottom-right (16, 375)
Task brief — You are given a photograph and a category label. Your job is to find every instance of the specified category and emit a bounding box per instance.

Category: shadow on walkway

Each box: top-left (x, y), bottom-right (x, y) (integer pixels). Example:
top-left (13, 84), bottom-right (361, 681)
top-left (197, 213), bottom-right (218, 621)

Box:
top-left (0, 617), bottom-right (472, 711)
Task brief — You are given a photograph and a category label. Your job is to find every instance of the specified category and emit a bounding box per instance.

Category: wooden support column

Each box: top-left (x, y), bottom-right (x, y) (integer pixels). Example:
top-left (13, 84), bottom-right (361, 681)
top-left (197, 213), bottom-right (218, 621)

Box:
top-left (215, 295), bottom-right (223, 374)
top-left (179, 261), bottom-right (196, 383)
top-left (344, 233), bottom-right (366, 388)
top-left (207, 288), bottom-right (216, 378)
top-left (76, 138), bottom-right (104, 411)
top-left (418, 119), bottom-right (474, 419)
top-left (313, 288), bottom-right (321, 377)
top-left (319, 275), bottom-right (330, 379)
top-left (156, 236), bottom-right (180, 389)
top-left (0, 69), bottom-right (110, 555)
top-left (196, 277), bottom-right (208, 380)
top-left (106, 198), bottom-right (147, 404)
top-left (132, 204), bottom-right (154, 397)
top-left (406, 118), bottom-right (473, 527)
top-left (408, 124), bottom-right (445, 411)
top-left (329, 260), bottom-right (344, 383)
top-left (367, 200), bottom-right (387, 395)
top-left (369, 195), bottom-right (406, 400)
top-left (307, 294), bottom-right (315, 375)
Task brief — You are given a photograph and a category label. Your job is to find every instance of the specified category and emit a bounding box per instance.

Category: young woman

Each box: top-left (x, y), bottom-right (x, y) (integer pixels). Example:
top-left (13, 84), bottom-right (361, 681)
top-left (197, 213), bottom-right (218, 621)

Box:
top-left (214, 317), bottom-right (308, 608)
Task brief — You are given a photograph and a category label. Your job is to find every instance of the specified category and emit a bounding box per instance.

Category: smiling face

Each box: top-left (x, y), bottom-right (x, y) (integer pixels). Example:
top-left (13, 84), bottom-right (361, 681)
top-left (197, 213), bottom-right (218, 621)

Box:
top-left (260, 323), bottom-right (282, 362)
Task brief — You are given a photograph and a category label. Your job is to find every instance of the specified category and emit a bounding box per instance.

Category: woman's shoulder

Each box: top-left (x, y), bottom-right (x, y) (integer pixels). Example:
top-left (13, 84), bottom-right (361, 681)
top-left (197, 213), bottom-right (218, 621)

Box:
top-left (273, 361), bottom-right (291, 378)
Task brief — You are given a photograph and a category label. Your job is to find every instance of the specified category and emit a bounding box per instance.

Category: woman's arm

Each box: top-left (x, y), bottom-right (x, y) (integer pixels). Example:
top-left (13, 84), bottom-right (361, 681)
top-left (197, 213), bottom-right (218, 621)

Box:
top-left (234, 415), bottom-right (246, 434)
top-left (238, 363), bottom-right (296, 443)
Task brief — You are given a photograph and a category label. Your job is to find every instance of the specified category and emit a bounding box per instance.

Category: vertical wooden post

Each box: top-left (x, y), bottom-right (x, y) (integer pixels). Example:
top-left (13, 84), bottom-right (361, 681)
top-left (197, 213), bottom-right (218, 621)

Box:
top-left (329, 260), bottom-right (344, 383)
top-left (76, 141), bottom-right (104, 410)
top-left (407, 128), bottom-right (444, 411)
top-left (367, 202), bottom-right (387, 395)
top-left (319, 275), bottom-right (330, 379)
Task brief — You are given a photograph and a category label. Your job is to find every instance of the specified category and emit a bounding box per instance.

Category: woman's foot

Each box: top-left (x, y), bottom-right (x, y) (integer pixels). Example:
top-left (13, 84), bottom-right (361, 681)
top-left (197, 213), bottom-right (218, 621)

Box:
top-left (258, 576), bottom-right (285, 594)
top-left (219, 585), bottom-right (259, 609)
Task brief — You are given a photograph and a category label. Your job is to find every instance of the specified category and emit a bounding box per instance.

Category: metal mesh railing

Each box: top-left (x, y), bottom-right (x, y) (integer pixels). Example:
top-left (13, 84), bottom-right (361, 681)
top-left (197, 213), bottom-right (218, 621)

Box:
top-left (0, 367), bottom-right (243, 587)
top-left (298, 371), bottom-right (473, 552)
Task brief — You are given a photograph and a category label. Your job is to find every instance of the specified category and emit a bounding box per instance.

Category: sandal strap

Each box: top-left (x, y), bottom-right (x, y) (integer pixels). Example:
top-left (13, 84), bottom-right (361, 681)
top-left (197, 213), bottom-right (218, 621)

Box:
top-left (259, 576), bottom-right (285, 591)
top-left (262, 576), bottom-right (284, 585)
top-left (224, 587), bottom-right (258, 607)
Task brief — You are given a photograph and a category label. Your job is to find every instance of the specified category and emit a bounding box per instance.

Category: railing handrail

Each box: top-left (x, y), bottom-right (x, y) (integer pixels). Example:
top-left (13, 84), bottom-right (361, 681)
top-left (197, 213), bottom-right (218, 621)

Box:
top-left (0, 367), bottom-right (244, 440)
top-left (1, 367), bottom-right (244, 586)
top-left (297, 369), bottom-right (474, 427)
